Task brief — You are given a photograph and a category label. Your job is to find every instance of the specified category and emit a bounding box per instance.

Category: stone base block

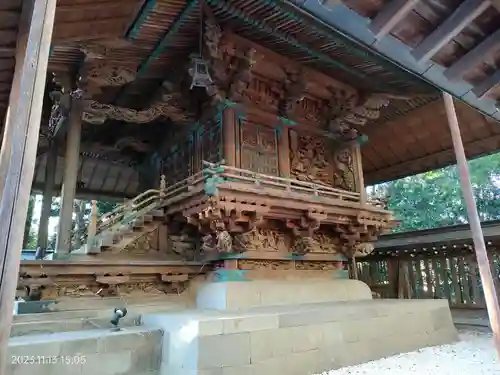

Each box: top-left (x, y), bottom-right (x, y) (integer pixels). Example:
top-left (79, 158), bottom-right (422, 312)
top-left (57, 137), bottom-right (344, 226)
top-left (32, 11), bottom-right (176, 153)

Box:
top-left (7, 326), bottom-right (162, 375)
top-left (196, 279), bottom-right (372, 310)
top-left (143, 298), bottom-right (458, 375)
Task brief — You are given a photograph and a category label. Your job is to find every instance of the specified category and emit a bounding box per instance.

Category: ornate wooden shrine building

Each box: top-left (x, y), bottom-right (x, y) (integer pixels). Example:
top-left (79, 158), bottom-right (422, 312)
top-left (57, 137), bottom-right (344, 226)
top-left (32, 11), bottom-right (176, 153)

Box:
top-left (2, 0), bottom-right (500, 301)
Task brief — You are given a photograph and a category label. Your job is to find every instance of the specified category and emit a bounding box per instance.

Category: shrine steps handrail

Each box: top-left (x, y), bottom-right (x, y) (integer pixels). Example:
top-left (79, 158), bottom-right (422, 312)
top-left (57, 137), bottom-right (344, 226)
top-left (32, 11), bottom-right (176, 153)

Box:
top-left (98, 189), bottom-right (160, 224)
top-left (95, 192), bottom-right (160, 235)
top-left (94, 201), bottom-right (161, 243)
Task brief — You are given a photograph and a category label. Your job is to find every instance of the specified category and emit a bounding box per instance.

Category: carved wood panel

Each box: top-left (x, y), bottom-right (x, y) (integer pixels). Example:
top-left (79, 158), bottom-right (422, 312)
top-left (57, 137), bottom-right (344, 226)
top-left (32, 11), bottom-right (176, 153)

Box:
top-left (333, 147), bottom-right (357, 192)
top-left (289, 130), bottom-right (333, 185)
top-left (239, 120), bottom-right (278, 176)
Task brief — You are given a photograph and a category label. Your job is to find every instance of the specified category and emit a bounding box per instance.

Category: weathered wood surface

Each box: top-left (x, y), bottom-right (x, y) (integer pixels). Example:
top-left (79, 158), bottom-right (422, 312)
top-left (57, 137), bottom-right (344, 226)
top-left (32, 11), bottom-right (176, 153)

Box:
top-left (375, 220), bottom-right (500, 256)
top-left (0, 0), bottom-right (57, 371)
top-left (358, 253), bottom-right (500, 311)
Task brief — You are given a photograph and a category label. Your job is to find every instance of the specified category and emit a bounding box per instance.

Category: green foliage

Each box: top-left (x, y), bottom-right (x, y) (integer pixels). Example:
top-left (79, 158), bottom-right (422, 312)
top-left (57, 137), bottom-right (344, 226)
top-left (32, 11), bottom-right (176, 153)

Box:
top-left (96, 201), bottom-right (116, 216)
top-left (23, 197), bottom-right (119, 250)
top-left (373, 153), bottom-right (500, 233)
top-left (23, 196), bottom-right (37, 249)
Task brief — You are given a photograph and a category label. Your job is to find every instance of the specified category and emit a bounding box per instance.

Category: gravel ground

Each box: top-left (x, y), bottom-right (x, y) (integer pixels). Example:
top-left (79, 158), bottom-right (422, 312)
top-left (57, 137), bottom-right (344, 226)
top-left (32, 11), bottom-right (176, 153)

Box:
top-left (320, 331), bottom-right (499, 375)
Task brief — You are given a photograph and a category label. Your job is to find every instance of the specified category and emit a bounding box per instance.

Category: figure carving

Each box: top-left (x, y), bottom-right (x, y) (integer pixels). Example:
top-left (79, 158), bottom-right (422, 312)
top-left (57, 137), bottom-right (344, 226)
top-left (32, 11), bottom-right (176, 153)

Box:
top-left (197, 207), bottom-right (236, 254)
top-left (312, 233), bottom-right (339, 253)
top-left (234, 229), bottom-right (287, 252)
top-left (332, 147), bottom-right (356, 191)
top-left (290, 133), bottom-right (332, 185)
top-left (286, 213), bottom-right (323, 254)
top-left (295, 261), bottom-right (343, 271)
top-left (278, 66), bottom-right (307, 118)
top-left (201, 224), bottom-right (233, 253)
top-left (238, 260), bottom-right (293, 270)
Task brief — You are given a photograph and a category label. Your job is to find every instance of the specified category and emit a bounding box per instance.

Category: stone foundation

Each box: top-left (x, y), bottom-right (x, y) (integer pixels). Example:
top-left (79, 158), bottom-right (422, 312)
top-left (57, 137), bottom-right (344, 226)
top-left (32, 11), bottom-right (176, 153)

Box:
top-left (196, 278), bottom-right (372, 310)
top-left (143, 298), bottom-right (458, 375)
top-left (7, 326), bottom-right (162, 375)
top-left (7, 279), bottom-right (459, 375)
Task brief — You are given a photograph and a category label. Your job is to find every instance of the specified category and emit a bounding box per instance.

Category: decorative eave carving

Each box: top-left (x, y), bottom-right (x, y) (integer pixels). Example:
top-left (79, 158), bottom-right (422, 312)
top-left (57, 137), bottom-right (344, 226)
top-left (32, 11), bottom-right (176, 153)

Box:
top-left (329, 94), bottom-right (390, 136)
top-left (286, 210), bottom-right (326, 254)
top-left (77, 45), bottom-right (136, 99)
top-left (82, 80), bottom-right (194, 124)
top-left (278, 66), bottom-right (308, 118)
top-left (321, 87), bottom-right (359, 128)
top-left (204, 19), bottom-right (256, 105)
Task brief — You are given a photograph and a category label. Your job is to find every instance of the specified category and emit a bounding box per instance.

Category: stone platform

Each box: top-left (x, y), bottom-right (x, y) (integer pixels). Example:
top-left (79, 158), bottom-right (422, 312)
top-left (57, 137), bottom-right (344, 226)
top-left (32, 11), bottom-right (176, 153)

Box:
top-left (143, 298), bottom-right (458, 375)
top-left (8, 326), bottom-right (162, 375)
top-left (7, 279), bottom-right (459, 375)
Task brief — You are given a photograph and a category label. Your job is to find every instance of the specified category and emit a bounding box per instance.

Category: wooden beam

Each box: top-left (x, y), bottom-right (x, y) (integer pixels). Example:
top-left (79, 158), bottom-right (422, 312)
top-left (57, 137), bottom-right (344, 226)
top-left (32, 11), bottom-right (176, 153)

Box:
top-left (56, 0), bottom-right (137, 13)
top-left (376, 219), bottom-right (500, 250)
top-left (444, 29), bottom-right (500, 81)
top-left (472, 70), bottom-right (500, 99)
top-left (411, 0), bottom-right (491, 63)
top-left (0, 47), bottom-right (15, 55)
top-left (0, 0), bottom-right (57, 370)
top-left (492, 0), bottom-right (500, 11)
top-left (31, 182), bottom-right (136, 201)
top-left (443, 92), bottom-right (500, 358)
top-left (370, 0), bottom-right (421, 40)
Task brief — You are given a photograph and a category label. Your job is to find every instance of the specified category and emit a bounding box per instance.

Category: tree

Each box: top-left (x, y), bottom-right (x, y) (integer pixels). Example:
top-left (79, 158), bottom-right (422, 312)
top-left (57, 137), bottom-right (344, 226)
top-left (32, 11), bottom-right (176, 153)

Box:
top-left (47, 198), bottom-right (118, 250)
top-left (23, 195), bottom-right (37, 249)
top-left (371, 153), bottom-right (500, 233)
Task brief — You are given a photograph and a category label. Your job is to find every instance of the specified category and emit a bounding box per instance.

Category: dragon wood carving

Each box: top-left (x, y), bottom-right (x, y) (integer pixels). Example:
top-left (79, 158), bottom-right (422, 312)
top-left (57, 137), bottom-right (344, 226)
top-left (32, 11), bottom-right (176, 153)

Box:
top-left (329, 94), bottom-right (390, 137)
top-left (278, 66), bottom-right (307, 118)
top-left (82, 80), bottom-right (193, 124)
top-left (204, 19), bottom-right (256, 106)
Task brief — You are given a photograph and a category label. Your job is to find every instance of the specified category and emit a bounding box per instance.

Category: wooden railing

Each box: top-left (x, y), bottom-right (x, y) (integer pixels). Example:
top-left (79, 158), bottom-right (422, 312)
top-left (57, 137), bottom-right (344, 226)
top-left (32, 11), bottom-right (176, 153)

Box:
top-left (78, 160), bottom-right (376, 249)
top-left (357, 253), bottom-right (500, 309)
top-left (202, 161), bottom-right (362, 203)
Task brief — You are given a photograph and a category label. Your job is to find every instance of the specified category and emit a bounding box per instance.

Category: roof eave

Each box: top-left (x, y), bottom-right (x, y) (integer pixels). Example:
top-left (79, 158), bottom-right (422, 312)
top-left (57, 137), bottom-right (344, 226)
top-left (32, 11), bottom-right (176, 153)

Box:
top-left (288, 0), bottom-right (500, 122)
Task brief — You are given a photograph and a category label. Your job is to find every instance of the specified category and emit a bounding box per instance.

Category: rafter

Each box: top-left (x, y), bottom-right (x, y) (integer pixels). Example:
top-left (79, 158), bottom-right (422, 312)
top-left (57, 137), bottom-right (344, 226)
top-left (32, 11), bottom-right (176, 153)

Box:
top-left (444, 29), bottom-right (500, 81)
top-left (369, 0), bottom-right (421, 40)
top-left (472, 70), bottom-right (500, 99)
top-left (411, 0), bottom-right (491, 63)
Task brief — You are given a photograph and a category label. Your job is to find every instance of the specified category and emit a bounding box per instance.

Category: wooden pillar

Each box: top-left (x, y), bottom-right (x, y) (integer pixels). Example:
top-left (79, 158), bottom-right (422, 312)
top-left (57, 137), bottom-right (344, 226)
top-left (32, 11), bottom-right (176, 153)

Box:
top-left (222, 108), bottom-right (236, 166)
top-left (443, 92), bottom-right (500, 358)
top-left (353, 144), bottom-right (366, 204)
top-left (56, 96), bottom-right (83, 254)
top-left (0, 0), bottom-right (33, 199)
top-left (0, 0), bottom-right (57, 370)
top-left (278, 125), bottom-right (291, 177)
top-left (351, 257), bottom-right (358, 279)
top-left (86, 200), bottom-right (98, 251)
top-left (37, 144), bottom-right (58, 250)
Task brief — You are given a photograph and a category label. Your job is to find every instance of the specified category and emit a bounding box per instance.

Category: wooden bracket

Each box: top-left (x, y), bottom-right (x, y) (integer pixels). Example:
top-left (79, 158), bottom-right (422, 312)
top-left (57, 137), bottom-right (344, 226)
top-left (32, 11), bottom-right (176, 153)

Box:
top-left (96, 275), bottom-right (131, 285)
top-left (161, 274), bottom-right (189, 282)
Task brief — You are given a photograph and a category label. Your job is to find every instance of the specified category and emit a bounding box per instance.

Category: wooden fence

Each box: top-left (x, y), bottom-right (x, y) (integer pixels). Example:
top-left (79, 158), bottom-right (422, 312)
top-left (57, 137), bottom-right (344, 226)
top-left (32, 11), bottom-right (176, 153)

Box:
top-left (357, 252), bottom-right (500, 309)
